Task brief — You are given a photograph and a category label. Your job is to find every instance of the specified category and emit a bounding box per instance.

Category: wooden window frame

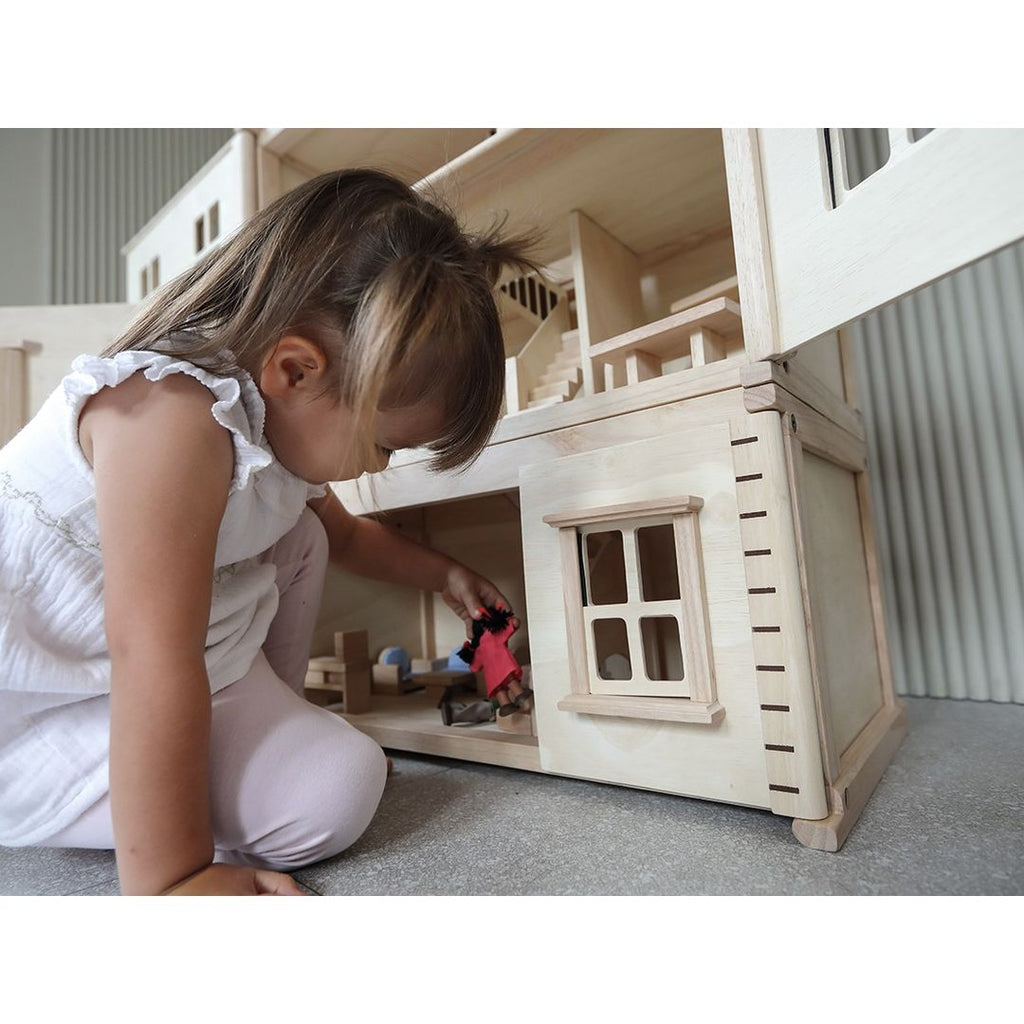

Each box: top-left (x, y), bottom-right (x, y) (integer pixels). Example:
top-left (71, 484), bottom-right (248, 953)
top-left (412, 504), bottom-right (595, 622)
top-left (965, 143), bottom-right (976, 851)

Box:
top-left (544, 497), bottom-right (724, 725)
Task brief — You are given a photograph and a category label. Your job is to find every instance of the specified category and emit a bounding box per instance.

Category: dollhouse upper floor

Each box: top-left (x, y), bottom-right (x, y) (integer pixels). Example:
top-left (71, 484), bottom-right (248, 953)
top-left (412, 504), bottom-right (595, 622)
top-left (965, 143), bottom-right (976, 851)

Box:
top-left (121, 128), bottom-right (858, 515)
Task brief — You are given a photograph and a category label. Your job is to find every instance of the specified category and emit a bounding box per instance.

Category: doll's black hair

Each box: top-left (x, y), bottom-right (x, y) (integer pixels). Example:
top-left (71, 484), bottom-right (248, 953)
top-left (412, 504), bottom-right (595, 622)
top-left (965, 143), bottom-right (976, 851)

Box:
top-left (456, 604), bottom-right (515, 663)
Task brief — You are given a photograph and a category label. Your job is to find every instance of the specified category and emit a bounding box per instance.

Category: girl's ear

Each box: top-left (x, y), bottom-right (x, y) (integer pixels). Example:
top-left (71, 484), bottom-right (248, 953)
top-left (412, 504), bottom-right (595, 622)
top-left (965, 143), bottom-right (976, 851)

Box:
top-left (259, 334), bottom-right (327, 398)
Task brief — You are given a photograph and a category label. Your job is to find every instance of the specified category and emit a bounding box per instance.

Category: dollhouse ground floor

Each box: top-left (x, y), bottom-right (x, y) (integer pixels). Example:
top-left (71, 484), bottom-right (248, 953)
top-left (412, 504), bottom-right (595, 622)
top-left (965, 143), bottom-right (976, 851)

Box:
top-left (2, 696), bottom-right (1020, 895)
top-left (316, 357), bottom-right (907, 852)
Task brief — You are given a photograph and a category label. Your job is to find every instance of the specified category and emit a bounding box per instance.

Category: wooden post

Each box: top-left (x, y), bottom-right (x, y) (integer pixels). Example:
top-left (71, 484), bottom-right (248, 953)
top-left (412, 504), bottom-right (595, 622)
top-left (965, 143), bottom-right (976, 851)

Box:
top-left (0, 346), bottom-right (28, 448)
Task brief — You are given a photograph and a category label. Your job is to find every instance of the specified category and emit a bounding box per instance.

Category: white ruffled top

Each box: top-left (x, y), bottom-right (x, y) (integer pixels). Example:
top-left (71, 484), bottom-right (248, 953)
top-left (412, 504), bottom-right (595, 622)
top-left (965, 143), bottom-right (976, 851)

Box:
top-left (0, 348), bottom-right (326, 845)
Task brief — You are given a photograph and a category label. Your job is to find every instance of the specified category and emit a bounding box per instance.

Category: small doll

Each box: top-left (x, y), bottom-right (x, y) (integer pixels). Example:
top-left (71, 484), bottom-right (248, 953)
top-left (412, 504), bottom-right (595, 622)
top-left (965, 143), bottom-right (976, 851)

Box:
top-left (457, 603), bottom-right (532, 717)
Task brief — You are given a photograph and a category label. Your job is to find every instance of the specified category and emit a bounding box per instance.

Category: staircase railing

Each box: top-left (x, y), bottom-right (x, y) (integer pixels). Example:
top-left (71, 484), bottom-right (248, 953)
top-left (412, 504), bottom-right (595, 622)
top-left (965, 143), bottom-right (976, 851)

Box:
top-left (504, 295), bottom-right (571, 415)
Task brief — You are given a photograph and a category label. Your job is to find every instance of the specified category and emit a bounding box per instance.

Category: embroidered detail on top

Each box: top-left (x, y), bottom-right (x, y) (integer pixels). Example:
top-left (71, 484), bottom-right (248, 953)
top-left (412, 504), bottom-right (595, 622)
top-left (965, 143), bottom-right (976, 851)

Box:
top-left (213, 556), bottom-right (261, 584)
top-left (0, 471), bottom-right (101, 553)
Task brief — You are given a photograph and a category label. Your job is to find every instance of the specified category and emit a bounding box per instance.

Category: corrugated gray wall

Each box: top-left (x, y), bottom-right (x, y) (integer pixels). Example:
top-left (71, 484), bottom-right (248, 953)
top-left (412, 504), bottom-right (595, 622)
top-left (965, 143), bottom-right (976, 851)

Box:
top-left (843, 129), bottom-right (1024, 703)
top-left (49, 128), bottom-right (233, 304)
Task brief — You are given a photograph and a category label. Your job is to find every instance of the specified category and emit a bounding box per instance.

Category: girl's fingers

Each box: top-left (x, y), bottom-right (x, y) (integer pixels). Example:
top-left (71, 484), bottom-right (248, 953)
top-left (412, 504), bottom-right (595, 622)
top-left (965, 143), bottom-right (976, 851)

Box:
top-left (442, 568), bottom-right (513, 627)
top-left (253, 870), bottom-right (307, 895)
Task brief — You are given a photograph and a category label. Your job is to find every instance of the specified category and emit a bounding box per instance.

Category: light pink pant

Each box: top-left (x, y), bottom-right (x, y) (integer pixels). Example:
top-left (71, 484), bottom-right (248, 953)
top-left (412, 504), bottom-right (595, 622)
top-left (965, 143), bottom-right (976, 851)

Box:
top-left (44, 508), bottom-right (388, 871)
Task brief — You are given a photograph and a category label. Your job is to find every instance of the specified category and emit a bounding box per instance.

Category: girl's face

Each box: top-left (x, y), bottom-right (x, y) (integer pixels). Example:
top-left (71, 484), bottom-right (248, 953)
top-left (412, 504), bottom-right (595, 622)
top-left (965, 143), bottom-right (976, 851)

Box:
top-left (258, 335), bottom-right (446, 484)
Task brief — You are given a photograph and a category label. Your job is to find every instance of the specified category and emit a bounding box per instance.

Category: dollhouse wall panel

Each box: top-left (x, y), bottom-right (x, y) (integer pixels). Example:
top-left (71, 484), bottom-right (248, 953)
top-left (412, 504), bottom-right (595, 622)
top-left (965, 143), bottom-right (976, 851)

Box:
top-left (279, 161), bottom-right (315, 197)
top-left (795, 450), bottom-right (885, 757)
top-left (757, 128), bottom-right (1024, 352)
top-left (729, 415), bottom-right (829, 816)
top-left (315, 564), bottom-right (423, 665)
top-left (641, 234), bottom-right (738, 327)
top-left (333, 374), bottom-right (754, 517)
top-left (519, 419), bottom-right (777, 810)
top-left (124, 131), bottom-right (256, 304)
top-left (787, 333), bottom-right (847, 401)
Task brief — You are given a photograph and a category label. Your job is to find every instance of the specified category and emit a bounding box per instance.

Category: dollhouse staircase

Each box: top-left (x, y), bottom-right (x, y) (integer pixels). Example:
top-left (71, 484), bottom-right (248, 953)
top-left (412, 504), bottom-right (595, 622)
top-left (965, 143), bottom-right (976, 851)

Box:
top-left (527, 329), bottom-right (582, 409)
top-left (503, 274), bottom-right (582, 416)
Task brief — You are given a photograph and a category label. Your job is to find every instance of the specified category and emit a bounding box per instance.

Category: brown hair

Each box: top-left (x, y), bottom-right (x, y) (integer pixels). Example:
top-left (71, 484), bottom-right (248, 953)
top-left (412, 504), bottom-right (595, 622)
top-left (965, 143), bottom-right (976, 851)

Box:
top-left (103, 168), bottom-right (542, 472)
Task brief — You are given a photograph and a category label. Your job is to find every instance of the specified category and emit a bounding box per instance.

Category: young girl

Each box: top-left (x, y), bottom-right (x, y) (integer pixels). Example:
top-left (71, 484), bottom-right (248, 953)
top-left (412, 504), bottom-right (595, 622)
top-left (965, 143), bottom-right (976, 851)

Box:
top-left (0, 167), bottom-right (538, 895)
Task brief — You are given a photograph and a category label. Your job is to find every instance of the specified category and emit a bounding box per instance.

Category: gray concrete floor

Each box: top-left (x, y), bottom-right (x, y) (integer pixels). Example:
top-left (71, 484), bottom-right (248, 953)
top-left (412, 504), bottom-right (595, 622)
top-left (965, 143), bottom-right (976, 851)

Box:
top-left (2, 695), bottom-right (1021, 895)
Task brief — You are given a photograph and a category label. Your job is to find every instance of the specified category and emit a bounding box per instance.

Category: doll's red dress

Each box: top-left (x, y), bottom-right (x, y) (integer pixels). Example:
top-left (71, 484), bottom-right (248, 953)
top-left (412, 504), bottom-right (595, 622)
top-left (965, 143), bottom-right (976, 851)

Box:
top-left (464, 619), bottom-right (522, 698)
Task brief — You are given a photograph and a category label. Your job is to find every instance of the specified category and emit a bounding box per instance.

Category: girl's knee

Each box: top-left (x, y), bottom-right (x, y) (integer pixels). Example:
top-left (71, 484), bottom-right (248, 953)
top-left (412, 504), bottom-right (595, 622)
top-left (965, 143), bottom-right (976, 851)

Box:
top-left (311, 728), bottom-right (388, 858)
top-left (258, 724), bottom-right (388, 871)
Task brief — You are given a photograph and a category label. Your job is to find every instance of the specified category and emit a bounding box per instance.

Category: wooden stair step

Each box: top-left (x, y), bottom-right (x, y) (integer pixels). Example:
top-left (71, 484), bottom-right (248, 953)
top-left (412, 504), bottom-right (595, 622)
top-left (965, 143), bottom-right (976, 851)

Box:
top-left (537, 365), bottom-right (582, 388)
top-left (527, 394), bottom-right (565, 410)
top-left (548, 353), bottom-right (581, 371)
top-left (530, 378), bottom-right (579, 402)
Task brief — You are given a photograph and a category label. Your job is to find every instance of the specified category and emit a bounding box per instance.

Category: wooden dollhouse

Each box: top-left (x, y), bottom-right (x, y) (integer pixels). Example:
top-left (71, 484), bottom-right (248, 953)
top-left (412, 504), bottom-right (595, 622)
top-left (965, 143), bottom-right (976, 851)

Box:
top-left (123, 127), bottom-right (1024, 851)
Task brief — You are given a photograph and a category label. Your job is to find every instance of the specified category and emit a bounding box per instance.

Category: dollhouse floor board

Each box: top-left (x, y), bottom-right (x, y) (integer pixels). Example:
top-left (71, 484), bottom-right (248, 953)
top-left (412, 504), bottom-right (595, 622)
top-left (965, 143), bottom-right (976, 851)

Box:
top-left (334, 693), bottom-right (541, 772)
top-left (1, 696), bottom-right (1021, 896)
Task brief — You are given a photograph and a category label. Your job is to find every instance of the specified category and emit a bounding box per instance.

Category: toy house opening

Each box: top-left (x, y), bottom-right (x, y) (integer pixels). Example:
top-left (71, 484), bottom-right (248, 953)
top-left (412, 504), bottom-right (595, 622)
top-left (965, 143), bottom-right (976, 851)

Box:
top-left (484, 129), bottom-right (742, 417)
top-left (308, 490), bottom-right (540, 764)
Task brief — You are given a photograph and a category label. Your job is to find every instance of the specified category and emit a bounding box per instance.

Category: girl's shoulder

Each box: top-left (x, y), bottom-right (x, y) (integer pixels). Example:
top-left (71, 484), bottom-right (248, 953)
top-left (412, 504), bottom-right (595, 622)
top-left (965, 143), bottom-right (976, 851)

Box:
top-left (78, 367), bottom-right (228, 471)
top-left (64, 349), bottom-right (272, 495)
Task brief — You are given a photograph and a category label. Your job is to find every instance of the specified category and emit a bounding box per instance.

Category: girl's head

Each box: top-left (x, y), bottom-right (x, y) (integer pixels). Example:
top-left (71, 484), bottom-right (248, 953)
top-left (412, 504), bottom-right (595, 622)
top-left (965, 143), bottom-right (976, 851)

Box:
top-left (105, 167), bottom-right (541, 480)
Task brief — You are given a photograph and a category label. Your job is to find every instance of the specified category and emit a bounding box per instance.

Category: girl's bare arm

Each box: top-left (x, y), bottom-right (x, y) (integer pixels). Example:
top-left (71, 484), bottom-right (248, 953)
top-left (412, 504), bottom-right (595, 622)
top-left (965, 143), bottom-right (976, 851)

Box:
top-left (84, 371), bottom-right (233, 895)
top-left (308, 487), bottom-right (510, 632)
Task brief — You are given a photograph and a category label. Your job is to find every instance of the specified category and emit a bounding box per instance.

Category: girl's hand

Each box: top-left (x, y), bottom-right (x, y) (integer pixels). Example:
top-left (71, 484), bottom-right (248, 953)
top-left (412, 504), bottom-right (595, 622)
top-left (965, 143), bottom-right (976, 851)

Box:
top-left (440, 564), bottom-right (512, 637)
top-left (162, 863), bottom-right (307, 896)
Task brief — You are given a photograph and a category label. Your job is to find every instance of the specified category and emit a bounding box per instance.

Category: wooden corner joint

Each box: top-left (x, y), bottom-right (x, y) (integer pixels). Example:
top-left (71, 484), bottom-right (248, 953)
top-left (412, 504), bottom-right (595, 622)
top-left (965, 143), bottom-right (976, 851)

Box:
top-left (791, 701), bottom-right (908, 852)
top-left (740, 362), bottom-right (865, 443)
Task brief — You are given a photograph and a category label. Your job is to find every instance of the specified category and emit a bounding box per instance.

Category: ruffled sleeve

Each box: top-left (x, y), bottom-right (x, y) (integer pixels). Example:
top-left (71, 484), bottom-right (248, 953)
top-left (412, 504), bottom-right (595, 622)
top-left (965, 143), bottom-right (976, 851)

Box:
top-left (61, 350), bottom-right (273, 495)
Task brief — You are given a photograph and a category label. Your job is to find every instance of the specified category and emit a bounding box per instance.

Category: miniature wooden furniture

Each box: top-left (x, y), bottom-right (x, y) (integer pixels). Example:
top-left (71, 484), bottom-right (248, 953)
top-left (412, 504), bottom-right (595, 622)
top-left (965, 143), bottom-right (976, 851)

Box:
top-left (416, 669), bottom-right (481, 706)
top-left (303, 630), bottom-right (372, 712)
top-left (304, 657), bottom-right (372, 712)
top-left (411, 657), bottom-right (449, 674)
top-left (370, 646), bottom-right (425, 696)
top-left (334, 629), bottom-right (369, 664)
top-left (371, 664), bottom-right (423, 694)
